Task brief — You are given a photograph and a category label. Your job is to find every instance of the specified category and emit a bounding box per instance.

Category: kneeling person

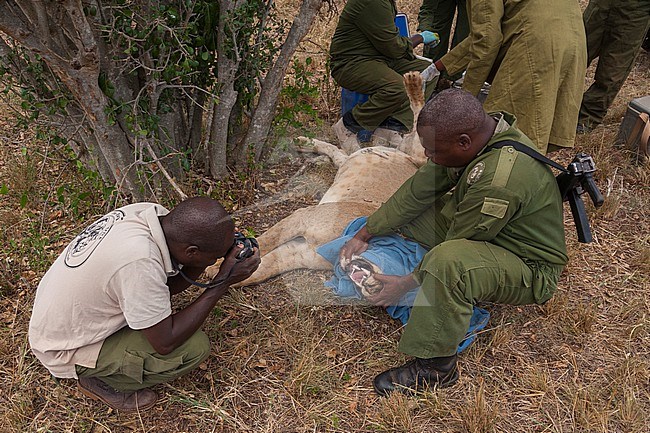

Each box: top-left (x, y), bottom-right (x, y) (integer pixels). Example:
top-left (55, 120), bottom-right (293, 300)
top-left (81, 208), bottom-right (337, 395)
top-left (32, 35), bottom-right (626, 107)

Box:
top-left (29, 197), bottom-right (260, 411)
top-left (329, 0), bottom-right (439, 141)
top-left (339, 89), bottom-right (567, 395)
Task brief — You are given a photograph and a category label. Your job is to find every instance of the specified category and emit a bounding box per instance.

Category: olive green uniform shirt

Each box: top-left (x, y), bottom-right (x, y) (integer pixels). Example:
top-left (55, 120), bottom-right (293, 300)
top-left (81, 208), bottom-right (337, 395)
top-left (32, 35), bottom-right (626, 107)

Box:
top-left (366, 112), bottom-right (568, 268)
top-left (329, 0), bottom-right (414, 72)
top-left (440, 0), bottom-right (587, 153)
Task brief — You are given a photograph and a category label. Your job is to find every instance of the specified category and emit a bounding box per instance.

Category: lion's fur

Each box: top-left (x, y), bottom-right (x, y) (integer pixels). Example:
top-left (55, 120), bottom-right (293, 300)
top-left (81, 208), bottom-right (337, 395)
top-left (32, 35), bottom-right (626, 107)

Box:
top-left (206, 71), bottom-right (427, 286)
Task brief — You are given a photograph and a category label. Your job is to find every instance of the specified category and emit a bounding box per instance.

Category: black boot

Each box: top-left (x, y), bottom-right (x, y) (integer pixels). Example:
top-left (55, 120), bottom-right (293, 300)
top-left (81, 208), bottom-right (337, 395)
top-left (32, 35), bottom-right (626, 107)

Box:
top-left (342, 110), bottom-right (374, 143)
top-left (373, 354), bottom-right (459, 396)
top-left (342, 110), bottom-right (365, 134)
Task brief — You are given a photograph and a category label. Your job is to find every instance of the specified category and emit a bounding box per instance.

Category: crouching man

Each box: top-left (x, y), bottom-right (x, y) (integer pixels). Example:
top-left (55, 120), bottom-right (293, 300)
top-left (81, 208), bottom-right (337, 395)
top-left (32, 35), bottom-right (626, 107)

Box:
top-left (339, 89), bottom-right (568, 395)
top-left (29, 197), bottom-right (260, 411)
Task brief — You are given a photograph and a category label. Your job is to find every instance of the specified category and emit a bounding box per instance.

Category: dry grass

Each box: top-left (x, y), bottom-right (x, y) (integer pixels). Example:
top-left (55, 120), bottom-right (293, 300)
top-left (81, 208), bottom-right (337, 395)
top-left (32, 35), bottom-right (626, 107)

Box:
top-left (2, 1), bottom-right (650, 432)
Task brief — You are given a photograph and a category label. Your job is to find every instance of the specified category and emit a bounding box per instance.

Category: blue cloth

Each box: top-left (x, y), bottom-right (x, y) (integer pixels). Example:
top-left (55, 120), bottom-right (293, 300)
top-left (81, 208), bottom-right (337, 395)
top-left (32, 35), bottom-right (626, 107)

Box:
top-left (316, 217), bottom-right (490, 353)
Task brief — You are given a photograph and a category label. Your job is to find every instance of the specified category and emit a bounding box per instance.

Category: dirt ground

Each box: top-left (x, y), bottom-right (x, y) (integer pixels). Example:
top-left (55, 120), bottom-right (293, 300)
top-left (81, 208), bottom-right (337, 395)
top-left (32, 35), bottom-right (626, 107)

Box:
top-left (1, 1), bottom-right (650, 432)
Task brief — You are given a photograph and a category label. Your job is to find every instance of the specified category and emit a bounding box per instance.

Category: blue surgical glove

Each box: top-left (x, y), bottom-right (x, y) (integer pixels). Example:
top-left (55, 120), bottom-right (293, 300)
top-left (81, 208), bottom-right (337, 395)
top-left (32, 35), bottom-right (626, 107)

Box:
top-left (420, 31), bottom-right (440, 46)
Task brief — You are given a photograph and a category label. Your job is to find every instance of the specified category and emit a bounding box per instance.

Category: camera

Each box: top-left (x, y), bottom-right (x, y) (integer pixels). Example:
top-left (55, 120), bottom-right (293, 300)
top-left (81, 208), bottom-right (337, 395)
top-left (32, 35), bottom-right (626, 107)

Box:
top-left (233, 232), bottom-right (259, 260)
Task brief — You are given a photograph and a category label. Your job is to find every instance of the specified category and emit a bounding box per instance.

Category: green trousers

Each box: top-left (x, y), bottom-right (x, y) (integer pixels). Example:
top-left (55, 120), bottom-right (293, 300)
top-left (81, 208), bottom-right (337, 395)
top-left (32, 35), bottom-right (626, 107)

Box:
top-left (396, 198), bottom-right (562, 359)
top-left (417, 0), bottom-right (469, 64)
top-left (331, 57), bottom-right (435, 131)
top-left (76, 327), bottom-right (210, 392)
top-left (579, 0), bottom-right (650, 127)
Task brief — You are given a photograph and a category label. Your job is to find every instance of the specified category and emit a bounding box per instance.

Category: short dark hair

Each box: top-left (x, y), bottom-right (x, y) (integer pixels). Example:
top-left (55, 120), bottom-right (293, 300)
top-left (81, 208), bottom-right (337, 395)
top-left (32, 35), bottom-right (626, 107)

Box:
top-left (417, 88), bottom-right (487, 140)
top-left (166, 197), bottom-right (233, 252)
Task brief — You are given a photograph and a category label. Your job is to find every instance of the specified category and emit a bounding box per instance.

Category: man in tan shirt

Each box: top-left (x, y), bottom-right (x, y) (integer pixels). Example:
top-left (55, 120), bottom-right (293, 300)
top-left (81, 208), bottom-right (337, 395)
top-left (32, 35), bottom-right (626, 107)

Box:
top-left (29, 197), bottom-right (260, 412)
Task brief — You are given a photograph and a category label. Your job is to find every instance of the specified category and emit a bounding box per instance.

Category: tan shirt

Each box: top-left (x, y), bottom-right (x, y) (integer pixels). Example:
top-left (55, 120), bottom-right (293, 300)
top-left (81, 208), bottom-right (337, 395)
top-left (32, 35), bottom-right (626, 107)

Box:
top-left (29, 203), bottom-right (176, 379)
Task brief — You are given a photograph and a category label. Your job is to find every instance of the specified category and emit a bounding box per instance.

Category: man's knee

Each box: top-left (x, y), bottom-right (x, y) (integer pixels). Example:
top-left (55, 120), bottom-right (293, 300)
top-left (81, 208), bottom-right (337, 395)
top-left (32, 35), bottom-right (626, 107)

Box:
top-left (374, 79), bottom-right (408, 104)
top-left (423, 239), bottom-right (473, 275)
top-left (414, 240), bottom-right (475, 306)
top-left (183, 330), bottom-right (211, 364)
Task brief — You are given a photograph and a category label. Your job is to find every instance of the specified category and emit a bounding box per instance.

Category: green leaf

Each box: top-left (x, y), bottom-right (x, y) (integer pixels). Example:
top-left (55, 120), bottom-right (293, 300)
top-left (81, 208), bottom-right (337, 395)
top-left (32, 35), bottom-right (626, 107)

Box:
top-left (0, 184), bottom-right (8, 194)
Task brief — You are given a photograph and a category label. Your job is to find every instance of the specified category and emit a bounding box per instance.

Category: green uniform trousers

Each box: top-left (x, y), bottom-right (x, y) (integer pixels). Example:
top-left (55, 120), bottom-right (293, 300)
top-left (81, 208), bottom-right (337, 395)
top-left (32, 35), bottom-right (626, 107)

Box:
top-left (417, 0), bottom-right (469, 64)
top-left (579, 0), bottom-right (650, 127)
top-left (76, 327), bottom-right (210, 392)
top-left (331, 57), bottom-right (435, 131)
top-left (396, 197), bottom-right (561, 359)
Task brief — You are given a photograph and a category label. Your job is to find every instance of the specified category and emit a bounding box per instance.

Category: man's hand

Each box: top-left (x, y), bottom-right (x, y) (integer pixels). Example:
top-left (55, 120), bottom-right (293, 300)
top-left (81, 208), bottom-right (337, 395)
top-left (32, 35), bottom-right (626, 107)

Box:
top-left (339, 226), bottom-right (372, 269)
top-left (420, 62), bottom-right (441, 83)
top-left (211, 245), bottom-right (261, 288)
top-left (410, 31), bottom-right (439, 48)
top-left (420, 31), bottom-right (440, 46)
top-left (366, 273), bottom-right (419, 307)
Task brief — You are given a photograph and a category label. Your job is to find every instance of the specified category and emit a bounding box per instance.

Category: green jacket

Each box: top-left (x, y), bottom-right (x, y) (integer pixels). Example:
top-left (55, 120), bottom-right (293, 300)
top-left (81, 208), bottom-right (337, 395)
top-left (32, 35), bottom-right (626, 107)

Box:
top-left (329, 0), bottom-right (414, 72)
top-left (440, 0), bottom-right (586, 152)
top-left (366, 112), bottom-right (568, 266)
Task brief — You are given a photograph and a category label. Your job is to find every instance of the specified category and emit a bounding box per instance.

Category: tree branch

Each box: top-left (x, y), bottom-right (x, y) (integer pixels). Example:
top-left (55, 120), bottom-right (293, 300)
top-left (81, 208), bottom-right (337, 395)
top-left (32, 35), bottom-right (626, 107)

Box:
top-left (243, 0), bottom-right (324, 162)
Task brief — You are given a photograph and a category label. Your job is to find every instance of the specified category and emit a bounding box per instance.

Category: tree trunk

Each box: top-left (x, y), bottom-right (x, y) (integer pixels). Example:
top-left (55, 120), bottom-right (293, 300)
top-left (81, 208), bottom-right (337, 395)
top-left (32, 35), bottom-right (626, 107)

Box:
top-left (207, 0), bottom-right (247, 179)
top-left (242, 0), bottom-right (324, 163)
top-left (0, 0), bottom-right (149, 199)
top-left (1, 0), bottom-right (329, 200)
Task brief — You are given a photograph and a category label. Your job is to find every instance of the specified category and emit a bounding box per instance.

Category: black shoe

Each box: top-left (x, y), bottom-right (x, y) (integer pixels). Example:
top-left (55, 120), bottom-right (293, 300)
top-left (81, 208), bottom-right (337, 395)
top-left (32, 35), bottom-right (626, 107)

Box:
top-left (342, 110), bottom-right (365, 134)
top-left (378, 117), bottom-right (409, 133)
top-left (373, 355), bottom-right (459, 396)
top-left (642, 30), bottom-right (649, 52)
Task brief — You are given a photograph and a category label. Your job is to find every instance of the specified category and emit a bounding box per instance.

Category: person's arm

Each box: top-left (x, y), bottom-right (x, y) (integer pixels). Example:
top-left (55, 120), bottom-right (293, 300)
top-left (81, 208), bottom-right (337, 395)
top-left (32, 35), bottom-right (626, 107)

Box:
top-left (141, 248), bottom-right (260, 355)
top-left (365, 161), bottom-right (455, 236)
top-left (355, 0), bottom-right (413, 59)
top-left (338, 162), bottom-right (453, 265)
top-left (410, 33), bottom-right (424, 48)
top-left (438, 0), bottom-right (505, 95)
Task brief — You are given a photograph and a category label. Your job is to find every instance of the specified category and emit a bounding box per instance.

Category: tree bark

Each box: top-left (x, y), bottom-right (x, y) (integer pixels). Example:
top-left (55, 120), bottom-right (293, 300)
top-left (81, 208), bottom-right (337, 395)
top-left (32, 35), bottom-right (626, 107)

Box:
top-left (207, 0), bottom-right (247, 179)
top-left (242, 0), bottom-right (324, 163)
top-left (0, 0), bottom-right (149, 199)
top-left (1, 0), bottom-right (328, 200)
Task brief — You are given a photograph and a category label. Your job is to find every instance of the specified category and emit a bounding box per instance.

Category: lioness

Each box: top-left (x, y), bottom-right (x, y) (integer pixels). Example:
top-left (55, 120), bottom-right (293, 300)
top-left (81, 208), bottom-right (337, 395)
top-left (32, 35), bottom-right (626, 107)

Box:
top-left (207, 71), bottom-right (429, 286)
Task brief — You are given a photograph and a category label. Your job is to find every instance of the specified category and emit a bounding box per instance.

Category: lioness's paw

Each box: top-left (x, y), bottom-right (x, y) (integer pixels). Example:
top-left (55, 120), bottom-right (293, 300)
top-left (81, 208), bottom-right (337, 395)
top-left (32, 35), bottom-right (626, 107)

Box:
top-left (404, 71), bottom-right (425, 108)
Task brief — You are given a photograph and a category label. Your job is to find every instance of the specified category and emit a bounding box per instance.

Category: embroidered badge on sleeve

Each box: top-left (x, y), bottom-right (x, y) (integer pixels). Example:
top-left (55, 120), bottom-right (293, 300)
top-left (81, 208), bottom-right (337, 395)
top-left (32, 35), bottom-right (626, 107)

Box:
top-left (467, 161), bottom-right (485, 185)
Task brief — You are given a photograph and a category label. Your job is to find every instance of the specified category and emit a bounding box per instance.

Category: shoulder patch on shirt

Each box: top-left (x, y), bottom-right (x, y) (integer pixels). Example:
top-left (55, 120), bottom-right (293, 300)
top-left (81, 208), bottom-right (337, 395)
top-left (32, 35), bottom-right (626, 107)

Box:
top-left (492, 146), bottom-right (518, 188)
top-left (466, 162), bottom-right (485, 185)
top-left (481, 197), bottom-right (509, 219)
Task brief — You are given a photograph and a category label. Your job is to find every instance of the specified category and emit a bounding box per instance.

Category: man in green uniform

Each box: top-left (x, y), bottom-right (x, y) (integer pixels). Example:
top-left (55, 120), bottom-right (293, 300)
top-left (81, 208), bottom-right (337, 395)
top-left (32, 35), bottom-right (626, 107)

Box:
top-left (578, 0), bottom-right (650, 133)
top-left (431, 0), bottom-right (586, 154)
top-left (329, 0), bottom-right (438, 140)
top-left (417, 0), bottom-right (469, 64)
top-left (339, 89), bottom-right (568, 395)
